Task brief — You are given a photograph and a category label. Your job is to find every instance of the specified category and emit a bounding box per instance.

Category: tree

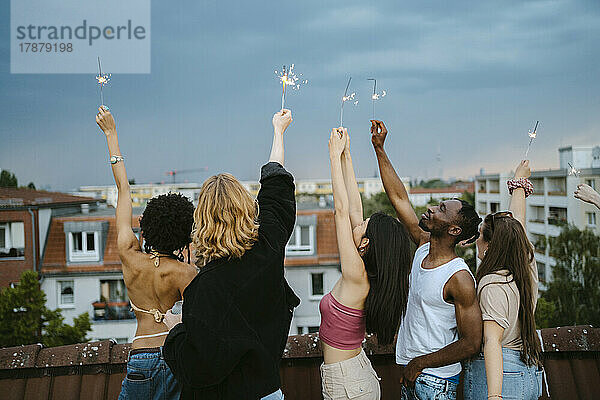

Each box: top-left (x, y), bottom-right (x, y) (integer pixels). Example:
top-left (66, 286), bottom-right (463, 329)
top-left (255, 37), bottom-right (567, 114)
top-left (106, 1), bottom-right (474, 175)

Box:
top-left (0, 271), bottom-right (91, 348)
top-left (540, 224), bottom-right (600, 327)
top-left (0, 170), bottom-right (18, 188)
top-left (27, 182), bottom-right (36, 190)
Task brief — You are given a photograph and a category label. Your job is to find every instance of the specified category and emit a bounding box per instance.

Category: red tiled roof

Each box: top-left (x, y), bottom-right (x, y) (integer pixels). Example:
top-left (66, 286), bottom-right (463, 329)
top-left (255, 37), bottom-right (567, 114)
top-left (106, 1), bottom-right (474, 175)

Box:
top-left (41, 214), bottom-right (140, 272)
top-left (0, 188), bottom-right (96, 208)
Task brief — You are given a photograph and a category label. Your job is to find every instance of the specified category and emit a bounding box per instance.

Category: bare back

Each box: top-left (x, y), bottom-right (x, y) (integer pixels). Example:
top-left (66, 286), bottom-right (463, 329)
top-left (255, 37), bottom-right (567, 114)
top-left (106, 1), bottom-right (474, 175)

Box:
top-left (121, 250), bottom-right (197, 349)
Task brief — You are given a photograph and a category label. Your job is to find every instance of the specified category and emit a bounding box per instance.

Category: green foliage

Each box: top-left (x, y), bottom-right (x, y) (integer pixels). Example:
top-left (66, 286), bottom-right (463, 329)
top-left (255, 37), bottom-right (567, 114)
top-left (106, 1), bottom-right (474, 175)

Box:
top-left (0, 170), bottom-right (18, 188)
top-left (26, 182), bottom-right (36, 190)
top-left (540, 224), bottom-right (600, 327)
top-left (535, 297), bottom-right (557, 329)
top-left (362, 191), bottom-right (396, 218)
top-left (0, 271), bottom-right (91, 348)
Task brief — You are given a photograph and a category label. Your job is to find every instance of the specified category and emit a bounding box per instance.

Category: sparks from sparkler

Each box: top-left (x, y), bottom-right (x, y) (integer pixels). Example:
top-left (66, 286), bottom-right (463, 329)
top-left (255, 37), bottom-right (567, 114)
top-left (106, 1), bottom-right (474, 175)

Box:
top-left (524, 120), bottom-right (539, 158)
top-left (340, 77), bottom-right (358, 128)
top-left (274, 64), bottom-right (307, 110)
top-left (367, 78), bottom-right (386, 120)
top-left (568, 162), bottom-right (581, 177)
top-left (96, 57), bottom-right (111, 107)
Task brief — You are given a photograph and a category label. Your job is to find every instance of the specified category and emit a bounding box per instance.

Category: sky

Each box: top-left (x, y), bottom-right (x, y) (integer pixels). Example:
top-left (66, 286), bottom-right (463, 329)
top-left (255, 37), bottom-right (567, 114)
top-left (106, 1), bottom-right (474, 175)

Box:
top-left (1, 0), bottom-right (600, 191)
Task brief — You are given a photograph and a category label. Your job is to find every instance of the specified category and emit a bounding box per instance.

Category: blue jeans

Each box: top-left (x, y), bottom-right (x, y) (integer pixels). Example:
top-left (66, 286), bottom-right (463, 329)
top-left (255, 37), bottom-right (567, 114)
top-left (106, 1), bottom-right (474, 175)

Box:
top-left (463, 348), bottom-right (542, 400)
top-left (118, 347), bottom-right (181, 400)
top-left (401, 374), bottom-right (457, 400)
top-left (261, 389), bottom-right (284, 399)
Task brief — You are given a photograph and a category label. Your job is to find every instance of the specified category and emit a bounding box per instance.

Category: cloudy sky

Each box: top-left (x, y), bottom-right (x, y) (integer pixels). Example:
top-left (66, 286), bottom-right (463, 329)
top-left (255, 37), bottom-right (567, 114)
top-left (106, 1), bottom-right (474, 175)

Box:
top-left (1, 0), bottom-right (599, 191)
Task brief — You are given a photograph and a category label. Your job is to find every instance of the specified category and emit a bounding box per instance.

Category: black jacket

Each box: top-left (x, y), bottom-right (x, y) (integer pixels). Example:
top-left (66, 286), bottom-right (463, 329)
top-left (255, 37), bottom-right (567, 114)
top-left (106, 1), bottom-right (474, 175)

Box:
top-left (163, 162), bottom-right (300, 400)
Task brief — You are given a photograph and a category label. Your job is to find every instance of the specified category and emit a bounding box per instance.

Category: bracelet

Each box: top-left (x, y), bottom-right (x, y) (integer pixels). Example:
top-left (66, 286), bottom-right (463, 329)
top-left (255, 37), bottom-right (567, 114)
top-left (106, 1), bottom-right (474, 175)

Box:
top-left (110, 155), bottom-right (125, 165)
top-left (488, 395), bottom-right (502, 399)
top-left (507, 178), bottom-right (533, 197)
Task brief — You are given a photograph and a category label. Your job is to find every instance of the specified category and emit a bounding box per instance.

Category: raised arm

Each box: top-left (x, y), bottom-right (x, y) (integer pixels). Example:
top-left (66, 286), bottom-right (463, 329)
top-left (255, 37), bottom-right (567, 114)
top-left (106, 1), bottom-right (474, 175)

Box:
top-left (96, 107), bottom-right (139, 254)
top-left (400, 270), bottom-right (482, 386)
top-left (330, 129), bottom-right (366, 283)
top-left (371, 120), bottom-right (425, 245)
top-left (269, 109), bottom-right (292, 166)
top-left (340, 129), bottom-right (363, 228)
top-left (574, 184), bottom-right (600, 210)
top-left (509, 160), bottom-right (530, 227)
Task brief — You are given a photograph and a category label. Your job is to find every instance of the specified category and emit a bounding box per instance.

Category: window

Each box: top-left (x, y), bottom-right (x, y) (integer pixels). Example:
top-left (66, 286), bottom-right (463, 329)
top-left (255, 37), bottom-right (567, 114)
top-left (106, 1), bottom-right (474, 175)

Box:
top-left (310, 273), bottom-right (324, 298)
top-left (307, 326), bottom-right (319, 334)
top-left (69, 231), bottom-right (99, 262)
top-left (587, 212), bottom-right (597, 227)
top-left (538, 262), bottom-right (546, 283)
top-left (490, 203), bottom-right (499, 213)
top-left (286, 225), bottom-right (314, 255)
top-left (297, 327), bottom-right (304, 335)
top-left (0, 222), bottom-right (25, 259)
top-left (100, 279), bottom-right (128, 302)
top-left (58, 281), bottom-right (74, 306)
top-left (586, 179), bottom-right (596, 190)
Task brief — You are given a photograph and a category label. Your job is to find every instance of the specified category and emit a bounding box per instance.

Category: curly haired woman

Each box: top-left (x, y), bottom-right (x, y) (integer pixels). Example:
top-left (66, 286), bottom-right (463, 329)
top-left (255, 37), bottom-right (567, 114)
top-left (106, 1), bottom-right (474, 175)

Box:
top-left (96, 107), bottom-right (198, 400)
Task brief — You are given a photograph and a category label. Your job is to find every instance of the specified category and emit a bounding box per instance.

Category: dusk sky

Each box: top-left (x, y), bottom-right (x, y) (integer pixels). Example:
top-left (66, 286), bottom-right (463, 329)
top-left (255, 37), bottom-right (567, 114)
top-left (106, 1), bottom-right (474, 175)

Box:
top-left (1, 0), bottom-right (600, 191)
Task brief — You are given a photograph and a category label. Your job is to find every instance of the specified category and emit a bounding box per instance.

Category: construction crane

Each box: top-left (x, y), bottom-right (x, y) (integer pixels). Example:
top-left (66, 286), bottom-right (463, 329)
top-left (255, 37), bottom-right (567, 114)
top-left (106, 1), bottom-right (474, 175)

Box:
top-left (165, 167), bottom-right (209, 184)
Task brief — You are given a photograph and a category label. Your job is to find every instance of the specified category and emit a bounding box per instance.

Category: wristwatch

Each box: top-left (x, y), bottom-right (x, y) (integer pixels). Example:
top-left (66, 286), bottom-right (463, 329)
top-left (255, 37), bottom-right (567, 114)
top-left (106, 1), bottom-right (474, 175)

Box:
top-left (110, 155), bottom-right (125, 164)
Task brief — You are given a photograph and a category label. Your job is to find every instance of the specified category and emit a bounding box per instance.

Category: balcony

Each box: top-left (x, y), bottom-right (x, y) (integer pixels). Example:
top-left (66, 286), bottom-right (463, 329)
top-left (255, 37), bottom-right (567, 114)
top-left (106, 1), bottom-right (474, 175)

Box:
top-left (92, 301), bottom-right (135, 321)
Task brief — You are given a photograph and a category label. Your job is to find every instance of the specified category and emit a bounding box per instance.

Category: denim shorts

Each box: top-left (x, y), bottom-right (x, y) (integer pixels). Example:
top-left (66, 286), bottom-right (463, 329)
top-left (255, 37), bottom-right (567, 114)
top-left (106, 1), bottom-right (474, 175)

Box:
top-left (118, 347), bottom-right (181, 400)
top-left (463, 348), bottom-right (543, 400)
top-left (401, 373), bottom-right (457, 400)
top-left (261, 389), bottom-right (284, 400)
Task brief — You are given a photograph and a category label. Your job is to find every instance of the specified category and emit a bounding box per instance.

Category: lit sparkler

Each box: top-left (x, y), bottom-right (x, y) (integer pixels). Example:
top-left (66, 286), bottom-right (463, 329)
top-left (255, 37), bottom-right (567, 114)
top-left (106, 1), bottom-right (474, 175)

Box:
top-left (274, 64), bottom-right (307, 110)
top-left (524, 120), bottom-right (539, 158)
top-left (367, 78), bottom-right (386, 120)
top-left (340, 77), bottom-right (358, 128)
top-left (96, 57), bottom-right (111, 108)
top-left (568, 162), bottom-right (581, 177)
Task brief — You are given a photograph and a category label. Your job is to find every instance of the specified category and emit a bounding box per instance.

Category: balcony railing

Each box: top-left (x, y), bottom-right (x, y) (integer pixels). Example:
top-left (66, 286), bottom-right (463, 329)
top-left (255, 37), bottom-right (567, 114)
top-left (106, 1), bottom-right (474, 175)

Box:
top-left (92, 301), bottom-right (135, 321)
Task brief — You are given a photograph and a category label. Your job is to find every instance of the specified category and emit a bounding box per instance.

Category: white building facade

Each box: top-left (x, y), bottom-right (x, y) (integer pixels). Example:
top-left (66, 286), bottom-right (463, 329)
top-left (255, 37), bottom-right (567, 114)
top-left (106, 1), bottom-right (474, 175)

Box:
top-left (475, 146), bottom-right (600, 286)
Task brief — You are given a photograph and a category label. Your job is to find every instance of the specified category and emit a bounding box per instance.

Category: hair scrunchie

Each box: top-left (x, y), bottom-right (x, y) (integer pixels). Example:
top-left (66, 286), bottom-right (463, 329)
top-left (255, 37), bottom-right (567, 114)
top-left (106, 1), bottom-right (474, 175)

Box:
top-left (507, 178), bottom-right (534, 197)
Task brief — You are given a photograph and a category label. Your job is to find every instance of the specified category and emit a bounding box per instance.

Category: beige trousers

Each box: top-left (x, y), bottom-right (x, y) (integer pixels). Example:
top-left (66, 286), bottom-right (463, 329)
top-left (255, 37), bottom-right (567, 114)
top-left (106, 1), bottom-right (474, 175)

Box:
top-left (320, 349), bottom-right (381, 400)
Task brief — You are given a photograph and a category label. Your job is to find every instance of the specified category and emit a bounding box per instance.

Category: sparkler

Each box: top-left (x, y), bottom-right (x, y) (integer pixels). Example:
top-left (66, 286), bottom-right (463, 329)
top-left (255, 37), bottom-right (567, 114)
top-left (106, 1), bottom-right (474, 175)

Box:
top-left (568, 162), bottom-right (581, 177)
top-left (96, 57), bottom-right (111, 108)
top-left (367, 78), bottom-right (386, 120)
top-left (274, 64), bottom-right (307, 110)
top-left (340, 77), bottom-right (358, 128)
top-left (524, 120), bottom-right (539, 158)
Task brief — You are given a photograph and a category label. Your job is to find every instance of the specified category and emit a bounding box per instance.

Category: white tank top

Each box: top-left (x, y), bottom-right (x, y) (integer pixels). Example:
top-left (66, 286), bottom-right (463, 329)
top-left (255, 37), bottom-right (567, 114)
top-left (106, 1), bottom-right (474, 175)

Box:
top-left (395, 243), bottom-right (475, 378)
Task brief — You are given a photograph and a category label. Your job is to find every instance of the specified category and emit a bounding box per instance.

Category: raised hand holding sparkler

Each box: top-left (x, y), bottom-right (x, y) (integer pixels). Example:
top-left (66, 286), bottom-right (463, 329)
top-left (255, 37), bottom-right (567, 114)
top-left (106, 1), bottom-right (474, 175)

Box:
top-left (96, 57), bottom-right (111, 109)
top-left (524, 120), bottom-right (539, 158)
top-left (275, 64), bottom-right (307, 111)
top-left (340, 77), bottom-right (358, 129)
top-left (367, 78), bottom-right (386, 120)
top-left (568, 162), bottom-right (581, 177)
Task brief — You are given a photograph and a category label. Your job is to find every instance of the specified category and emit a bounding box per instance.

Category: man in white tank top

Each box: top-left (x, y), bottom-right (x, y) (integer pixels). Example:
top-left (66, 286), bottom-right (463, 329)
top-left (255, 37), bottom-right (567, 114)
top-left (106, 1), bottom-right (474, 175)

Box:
top-left (371, 120), bottom-right (483, 400)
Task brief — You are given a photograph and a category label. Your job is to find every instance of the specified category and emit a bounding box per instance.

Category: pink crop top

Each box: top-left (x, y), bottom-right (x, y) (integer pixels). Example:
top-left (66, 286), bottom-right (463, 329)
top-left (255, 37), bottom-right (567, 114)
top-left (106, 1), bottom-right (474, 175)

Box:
top-left (318, 292), bottom-right (366, 350)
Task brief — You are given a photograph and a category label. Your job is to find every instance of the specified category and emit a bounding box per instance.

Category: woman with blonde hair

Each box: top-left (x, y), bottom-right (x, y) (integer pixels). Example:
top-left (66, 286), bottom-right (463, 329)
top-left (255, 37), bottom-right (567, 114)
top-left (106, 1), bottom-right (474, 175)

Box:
top-left (162, 109), bottom-right (300, 400)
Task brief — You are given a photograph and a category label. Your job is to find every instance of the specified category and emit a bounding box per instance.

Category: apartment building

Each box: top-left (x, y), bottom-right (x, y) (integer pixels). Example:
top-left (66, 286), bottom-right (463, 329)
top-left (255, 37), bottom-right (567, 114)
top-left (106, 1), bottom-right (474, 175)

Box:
top-left (0, 188), bottom-right (101, 288)
top-left (76, 176), bottom-right (411, 208)
top-left (284, 201), bottom-right (341, 335)
top-left (475, 146), bottom-right (600, 285)
top-left (409, 182), bottom-right (474, 207)
top-left (39, 207), bottom-right (145, 343)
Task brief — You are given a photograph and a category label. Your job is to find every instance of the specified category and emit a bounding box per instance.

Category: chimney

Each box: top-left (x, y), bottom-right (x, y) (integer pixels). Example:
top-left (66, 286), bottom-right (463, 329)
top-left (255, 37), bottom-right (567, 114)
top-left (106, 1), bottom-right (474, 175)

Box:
top-left (81, 203), bottom-right (90, 214)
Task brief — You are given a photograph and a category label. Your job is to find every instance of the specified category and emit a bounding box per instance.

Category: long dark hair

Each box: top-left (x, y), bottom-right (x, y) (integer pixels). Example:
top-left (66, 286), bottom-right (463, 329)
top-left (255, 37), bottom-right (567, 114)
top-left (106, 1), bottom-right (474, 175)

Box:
top-left (362, 212), bottom-right (412, 345)
top-left (476, 213), bottom-right (542, 366)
